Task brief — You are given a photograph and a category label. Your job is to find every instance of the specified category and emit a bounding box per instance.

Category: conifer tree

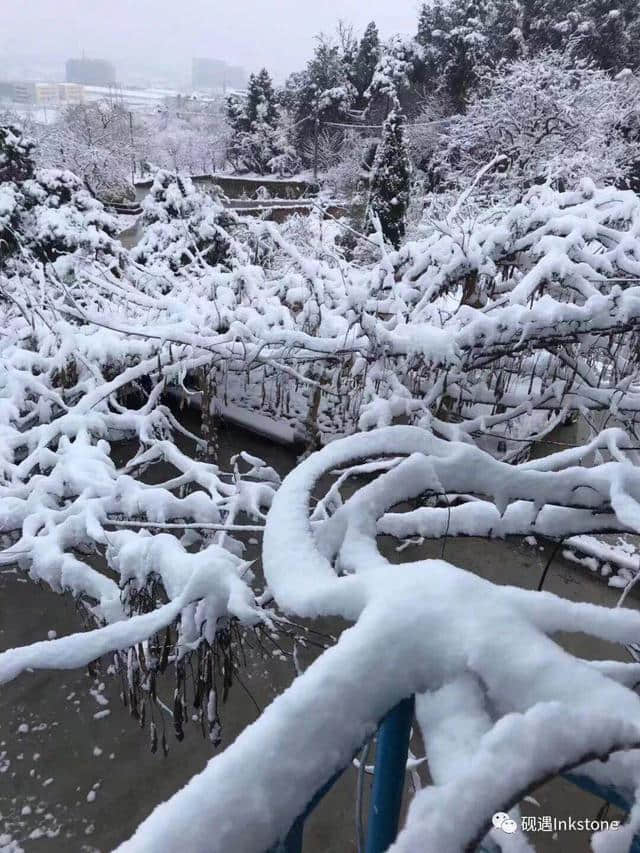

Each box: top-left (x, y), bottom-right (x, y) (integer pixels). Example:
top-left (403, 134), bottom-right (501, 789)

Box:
top-left (351, 21), bottom-right (381, 99)
top-left (0, 124), bottom-right (35, 184)
top-left (245, 68), bottom-right (279, 128)
top-left (225, 68), bottom-right (295, 174)
top-left (368, 107), bottom-right (411, 248)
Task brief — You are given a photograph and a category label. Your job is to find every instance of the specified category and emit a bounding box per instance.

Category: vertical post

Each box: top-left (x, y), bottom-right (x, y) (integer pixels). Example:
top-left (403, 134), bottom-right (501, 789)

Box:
top-left (365, 697), bottom-right (414, 853)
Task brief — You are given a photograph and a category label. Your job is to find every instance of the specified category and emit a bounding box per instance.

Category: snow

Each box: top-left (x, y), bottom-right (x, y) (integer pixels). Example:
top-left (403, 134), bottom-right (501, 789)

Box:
top-left (5, 117), bottom-right (640, 850)
top-left (116, 426), bottom-right (640, 850)
top-left (0, 535), bottom-right (262, 684)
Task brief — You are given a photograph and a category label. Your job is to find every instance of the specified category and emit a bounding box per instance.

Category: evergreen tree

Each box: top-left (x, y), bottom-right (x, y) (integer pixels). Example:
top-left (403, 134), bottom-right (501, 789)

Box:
top-left (133, 170), bottom-right (238, 272)
top-left (225, 68), bottom-right (293, 174)
top-left (0, 124), bottom-right (35, 184)
top-left (368, 107), bottom-right (411, 248)
top-left (351, 21), bottom-right (381, 100)
top-left (411, 0), bottom-right (640, 113)
top-left (441, 4), bottom-right (491, 110)
top-left (414, 0), bottom-right (492, 111)
top-left (572, 0), bottom-right (640, 72)
top-left (282, 35), bottom-right (356, 164)
top-left (246, 68), bottom-right (279, 127)
top-left (226, 68), bottom-right (279, 134)
top-left (225, 92), bottom-right (250, 135)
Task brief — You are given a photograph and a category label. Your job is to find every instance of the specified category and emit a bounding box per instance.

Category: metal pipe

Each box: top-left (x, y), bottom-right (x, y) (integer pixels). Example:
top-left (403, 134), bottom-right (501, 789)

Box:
top-left (365, 696), bottom-right (414, 853)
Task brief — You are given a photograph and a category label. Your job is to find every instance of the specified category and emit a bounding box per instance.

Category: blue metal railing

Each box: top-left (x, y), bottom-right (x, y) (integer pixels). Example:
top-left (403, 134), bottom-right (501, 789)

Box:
top-left (268, 696), bottom-right (415, 853)
top-left (365, 697), bottom-right (415, 853)
top-left (268, 696), bottom-right (640, 852)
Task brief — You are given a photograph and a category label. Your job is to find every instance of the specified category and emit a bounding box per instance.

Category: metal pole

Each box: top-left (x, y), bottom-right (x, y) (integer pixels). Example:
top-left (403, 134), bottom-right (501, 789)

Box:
top-left (266, 760), bottom-right (348, 853)
top-left (365, 697), bottom-right (414, 853)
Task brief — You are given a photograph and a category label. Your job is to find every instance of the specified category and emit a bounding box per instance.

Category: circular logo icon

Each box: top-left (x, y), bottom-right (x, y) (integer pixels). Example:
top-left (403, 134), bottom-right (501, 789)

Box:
top-left (492, 813), bottom-right (518, 833)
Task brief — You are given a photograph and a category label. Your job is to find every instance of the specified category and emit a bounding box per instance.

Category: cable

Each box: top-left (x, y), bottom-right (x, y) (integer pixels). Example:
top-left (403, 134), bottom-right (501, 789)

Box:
top-left (319, 117), bottom-right (451, 130)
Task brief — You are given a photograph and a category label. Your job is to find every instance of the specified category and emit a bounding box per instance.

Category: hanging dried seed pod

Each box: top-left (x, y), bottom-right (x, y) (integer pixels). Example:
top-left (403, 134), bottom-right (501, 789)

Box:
top-left (150, 722), bottom-right (158, 755)
top-left (148, 671), bottom-right (157, 703)
top-left (173, 689), bottom-right (185, 742)
top-left (207, 688), bottom-right (222, 747)
top-left (159, 628), bottom-right (171, 673)
top-left (137, 643), bottom-right (147, 676)
top-left (129, 687), bottom-right (139, 720)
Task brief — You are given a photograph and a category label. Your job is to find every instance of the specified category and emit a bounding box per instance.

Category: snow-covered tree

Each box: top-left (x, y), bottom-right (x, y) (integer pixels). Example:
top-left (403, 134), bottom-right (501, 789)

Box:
top-left (0, 123), bottom-right (36, 183)
top-left (226, 69), bottom-right (299, 175)
top-left (0, 123), bottom-right (122, 272)
top-left (367, 35), bottom-right (423, 108)
top-left (410, 0), bottom-right (640, 116)
top-left (573, 0), bottom-right (640, 72)
top-left (350, 21), bottom-right (381, 103)
top-left (282, 34), bottom-right (357, 163)
top-left (368, 107), bottom-right (411, 247)
top-left (35, 101), bottom-right (137, 200)
top-left (438, 53), bottom-right (640, 200)
top-left (412, 0), bottom-right (495, 111)
top-left (8, 21), bottom-right (640, 846)
top-left (141, 98), bottom-right (229, 176)
top-left (133, 170), bottom-right (241, 274)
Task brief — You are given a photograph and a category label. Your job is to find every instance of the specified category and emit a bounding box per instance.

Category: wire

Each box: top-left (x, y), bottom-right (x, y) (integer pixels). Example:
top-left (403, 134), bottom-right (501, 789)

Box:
top-left (537, 538), bottom-right (565, 591)
top-left (319, 117), bottom-right (451, 130)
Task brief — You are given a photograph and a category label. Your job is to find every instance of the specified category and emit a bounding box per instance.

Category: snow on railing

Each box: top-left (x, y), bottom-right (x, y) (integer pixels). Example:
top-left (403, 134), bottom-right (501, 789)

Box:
top-left (106, 426), bottom-right (640, 852)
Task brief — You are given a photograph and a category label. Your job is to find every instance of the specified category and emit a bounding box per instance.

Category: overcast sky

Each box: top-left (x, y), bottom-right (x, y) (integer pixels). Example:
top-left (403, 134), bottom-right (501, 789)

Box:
top-left (2, 0), bottom-right (422, 82)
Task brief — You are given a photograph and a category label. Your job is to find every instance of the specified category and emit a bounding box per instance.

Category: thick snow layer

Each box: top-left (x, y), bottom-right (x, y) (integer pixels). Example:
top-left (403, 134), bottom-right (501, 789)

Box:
top-left (116, 427), bottom-right (640, 851)
top-left (5, 165), bottom-right (640, 851)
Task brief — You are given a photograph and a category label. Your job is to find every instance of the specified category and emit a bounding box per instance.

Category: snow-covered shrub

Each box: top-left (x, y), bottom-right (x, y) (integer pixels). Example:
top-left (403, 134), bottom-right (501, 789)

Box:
top-left (0, 124), bottom-right (123, 273)
top-left (133, 170), bottom-right (242, 273)
top-left (7, 424), bottom-right (640, 851)
top-left (20, 169), bottom-right (123, 267)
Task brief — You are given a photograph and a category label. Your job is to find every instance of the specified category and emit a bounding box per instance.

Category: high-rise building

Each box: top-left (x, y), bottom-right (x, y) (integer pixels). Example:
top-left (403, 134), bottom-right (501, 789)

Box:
top-left (192, 58), bottom-right (246, 92)
top-left (65, 58), bottom-right (116, 87)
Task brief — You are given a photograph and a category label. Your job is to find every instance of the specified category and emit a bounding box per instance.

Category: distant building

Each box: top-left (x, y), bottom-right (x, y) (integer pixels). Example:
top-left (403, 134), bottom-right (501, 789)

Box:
top-left (192, 58), bottom-right (246, 92)
top-left (13, 81), bottom-right (36, 103)
top-left (0, 80), bottom-right (36, 104)
top-left (0, 81), bottom-right (37, 104)
top-left (66, 58), bottom-right (116, 87)
top-left (35, 83), bottom-right (84, 105)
